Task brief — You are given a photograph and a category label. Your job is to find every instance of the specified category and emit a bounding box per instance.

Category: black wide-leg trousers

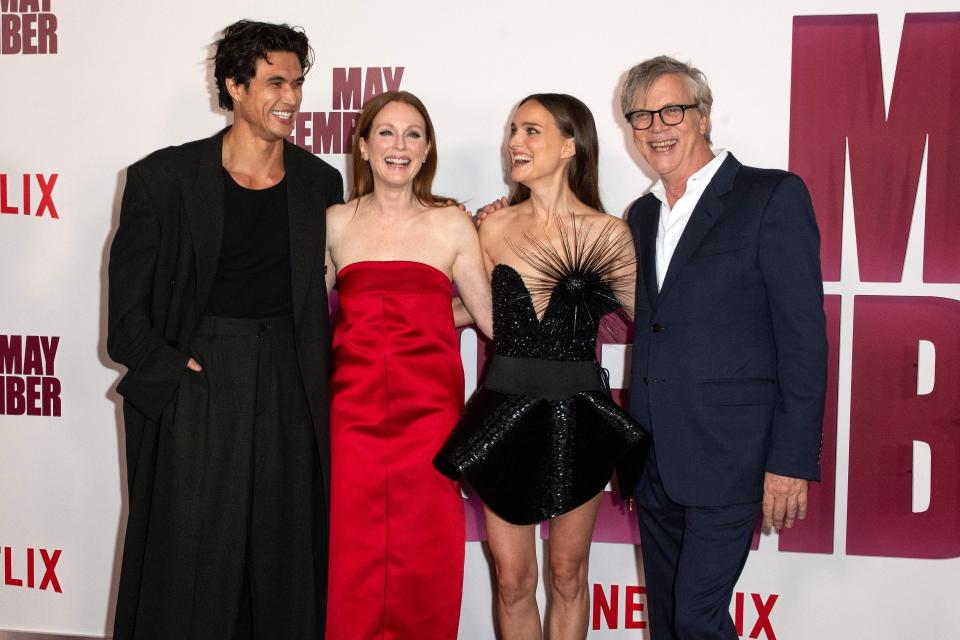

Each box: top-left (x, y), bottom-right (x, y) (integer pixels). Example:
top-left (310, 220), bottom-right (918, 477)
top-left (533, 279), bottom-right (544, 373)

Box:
top-left (117, 315), bottom-right (324, 640)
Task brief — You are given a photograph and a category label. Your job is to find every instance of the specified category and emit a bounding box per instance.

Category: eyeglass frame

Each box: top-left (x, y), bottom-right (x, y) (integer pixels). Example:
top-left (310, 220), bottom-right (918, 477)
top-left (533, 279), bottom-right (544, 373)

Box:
top-left (624, 103), bottom-right (700, 131)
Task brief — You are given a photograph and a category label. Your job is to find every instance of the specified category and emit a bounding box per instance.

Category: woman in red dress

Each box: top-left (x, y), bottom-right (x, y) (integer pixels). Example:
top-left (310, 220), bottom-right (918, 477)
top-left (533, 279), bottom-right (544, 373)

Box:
top-left (323, 91), bottom-right (493, 640)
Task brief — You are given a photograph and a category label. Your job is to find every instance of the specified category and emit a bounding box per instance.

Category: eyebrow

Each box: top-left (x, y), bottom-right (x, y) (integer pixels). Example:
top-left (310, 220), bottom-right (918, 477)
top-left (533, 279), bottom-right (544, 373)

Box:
top-left (265, 74), bottom-right (305, 83)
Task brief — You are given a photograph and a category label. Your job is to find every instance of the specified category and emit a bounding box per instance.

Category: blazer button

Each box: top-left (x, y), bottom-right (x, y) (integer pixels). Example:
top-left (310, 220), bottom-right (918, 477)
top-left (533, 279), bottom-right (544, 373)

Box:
top-left (169, 278), bottom-right (176, 287)
top-left (651, 323), bottom-right (665, 333)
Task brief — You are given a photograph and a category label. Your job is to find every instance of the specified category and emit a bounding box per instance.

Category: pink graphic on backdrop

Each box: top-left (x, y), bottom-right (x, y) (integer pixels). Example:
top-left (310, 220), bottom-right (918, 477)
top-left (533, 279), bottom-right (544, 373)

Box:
top-left (847, 297), bottom-right (960, 559)
top-left (0, 0), bottom-right (57, 55)
top-left (789, 13), bottom-right (960, 283)
top-left (0, 335), bottom-right (61, 417)
top-left (291, 66), bottom-right (405, 155)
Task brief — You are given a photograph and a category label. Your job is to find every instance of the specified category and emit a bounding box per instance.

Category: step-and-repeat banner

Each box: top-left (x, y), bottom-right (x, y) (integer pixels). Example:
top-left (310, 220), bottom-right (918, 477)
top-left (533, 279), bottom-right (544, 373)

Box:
top-left (2, 1), bottom-right (958, 637)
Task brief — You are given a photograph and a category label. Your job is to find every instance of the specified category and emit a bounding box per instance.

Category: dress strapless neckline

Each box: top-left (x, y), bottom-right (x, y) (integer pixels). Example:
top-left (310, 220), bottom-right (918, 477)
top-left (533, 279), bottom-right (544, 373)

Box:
top-left (337, 260), bottom-right (450, 282)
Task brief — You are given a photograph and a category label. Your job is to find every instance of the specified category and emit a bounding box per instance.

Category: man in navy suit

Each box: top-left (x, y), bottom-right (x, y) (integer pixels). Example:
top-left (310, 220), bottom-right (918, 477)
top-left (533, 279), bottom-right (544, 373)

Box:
top-left (618, 56), bottom-right (827, 639)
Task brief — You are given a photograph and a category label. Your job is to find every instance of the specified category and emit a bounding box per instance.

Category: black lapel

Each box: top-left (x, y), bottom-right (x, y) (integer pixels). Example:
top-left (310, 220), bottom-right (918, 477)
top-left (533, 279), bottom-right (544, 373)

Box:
top-left (634, 196), bottom-right (660, 309)
top-left (656, 153), bottom-right (741, 303)
top-left (284, 142), bottom-right (324, 323)
top-left (183, 129), bottom-right (226, 313)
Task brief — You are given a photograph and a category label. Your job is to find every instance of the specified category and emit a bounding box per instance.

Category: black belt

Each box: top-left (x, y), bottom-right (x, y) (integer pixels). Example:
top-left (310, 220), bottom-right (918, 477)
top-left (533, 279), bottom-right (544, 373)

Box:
top-left (483, 354), bottom-right (605, 401)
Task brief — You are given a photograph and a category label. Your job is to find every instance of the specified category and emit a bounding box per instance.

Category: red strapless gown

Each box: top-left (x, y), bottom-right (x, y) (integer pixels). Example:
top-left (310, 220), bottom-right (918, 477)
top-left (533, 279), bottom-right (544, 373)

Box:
top-left (326, 261), bottom-right (465, 640)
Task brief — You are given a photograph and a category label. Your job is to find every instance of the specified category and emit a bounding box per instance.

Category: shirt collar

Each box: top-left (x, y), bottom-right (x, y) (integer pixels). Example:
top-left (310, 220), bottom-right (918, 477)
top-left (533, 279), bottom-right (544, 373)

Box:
top-left (650, 149), bottom-right (729, 205)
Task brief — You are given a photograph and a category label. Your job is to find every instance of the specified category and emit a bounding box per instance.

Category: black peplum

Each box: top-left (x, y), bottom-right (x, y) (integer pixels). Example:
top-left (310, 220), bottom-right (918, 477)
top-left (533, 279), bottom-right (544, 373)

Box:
top-left (434, 217), bottom-right (648, 525)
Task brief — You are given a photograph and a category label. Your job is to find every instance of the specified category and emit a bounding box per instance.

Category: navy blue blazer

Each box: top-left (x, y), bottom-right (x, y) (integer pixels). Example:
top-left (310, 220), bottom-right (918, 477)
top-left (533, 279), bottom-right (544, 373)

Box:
top-left (620, 154), bottom-right (827, 506)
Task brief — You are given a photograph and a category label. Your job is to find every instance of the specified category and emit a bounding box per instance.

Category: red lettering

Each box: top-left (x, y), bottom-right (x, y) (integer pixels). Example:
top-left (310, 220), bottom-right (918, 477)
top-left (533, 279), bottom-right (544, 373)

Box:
top-left (1, 174), bottom-right (19, 214)
top-left (848, 297), bottom-right (960, 558)
top-left (20, 11), bottom-right (35, 54)
top-left (790, 14), bottom-right (960, 283)
top-left (294, 112), bottom-right (311, 151)
top-left (331, 67), bottom-right (361, 110)
top-left (342, 111), bottom-right (359, 154)
top-left (3, 376), bottom-right (25, 415)
top-left (43, 376), bottom-right (61, 416)
top-left (312, 112), bottom-right (341, 155)
top-left (40, 335), bottom-right (57, 374)
top-left (36, 12), bottom-right (54, 53)
top-left (26, 375), bottom-right (41, 415)
top-left (26, 547), bottom-right (34, 589)
top-left (624, 585), bottom-right (646, 629)
top-left (591, 583), bottom-right (618, 630)
top-left (735, 591), bottom-right (744, 635)
top-left (36, 173), bottom-right (57, 218)
top-left (777, 295), bottom-right (840, 553)
top-left (39, 548), bottom-right (61, 592)
top-left (1, 14), bottom-right (20, 55)
top-left (362, 67), bottom-right (383, 106)
top-left (382, 66), bottom-right (404, 92)
top-left (22, 173), bottom-right (30, 216)
top-left (19, 0), bottom-right (39, 10)
top-left (750, 593), bottom-right (778, 639)
top-left (23, 335), bottom-right (42, 374)
top-left (0, 334), bottom-right (23, 373)
top-left (0, 1), bottom-right (18, 13)
top-left (3, 547), bottom-right (23, 587)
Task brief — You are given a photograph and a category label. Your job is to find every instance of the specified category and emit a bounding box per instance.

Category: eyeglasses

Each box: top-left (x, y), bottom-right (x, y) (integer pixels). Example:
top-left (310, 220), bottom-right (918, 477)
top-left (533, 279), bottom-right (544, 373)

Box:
top-left (624, 104), bottom-right (699, 130)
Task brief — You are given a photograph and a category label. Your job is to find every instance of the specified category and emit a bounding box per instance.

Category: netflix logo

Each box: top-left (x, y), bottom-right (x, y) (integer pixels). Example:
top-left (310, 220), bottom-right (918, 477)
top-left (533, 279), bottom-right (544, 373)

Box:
top-left (0, 335), bottom-right (61, 417)
top-left (591, 584), bottom-right (778, 639)
top-left (1, 546), bottom-right (62, 593)
top-left (1, 0), bottom-right (57, 55)
top-left (290, 66), bottom-right (405, 155)
top-left (1, 173), bottom-right (59, 219)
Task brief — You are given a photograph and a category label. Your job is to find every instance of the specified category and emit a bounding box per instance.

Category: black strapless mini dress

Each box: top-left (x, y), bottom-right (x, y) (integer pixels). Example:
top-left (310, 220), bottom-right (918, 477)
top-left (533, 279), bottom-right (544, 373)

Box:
top-left (434, 219), bottom-right (648, 525)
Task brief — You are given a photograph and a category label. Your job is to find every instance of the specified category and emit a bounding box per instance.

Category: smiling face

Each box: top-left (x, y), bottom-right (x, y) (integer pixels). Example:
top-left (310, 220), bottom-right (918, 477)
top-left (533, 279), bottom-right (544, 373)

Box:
top-left (508, 100), bottom-right (575, 188)
top-left (630, 73), bottom-right (713, 185)
top-left (227, 50), bottom-right (304, 142)
top-left (359, 100), bottom-right (431, 189)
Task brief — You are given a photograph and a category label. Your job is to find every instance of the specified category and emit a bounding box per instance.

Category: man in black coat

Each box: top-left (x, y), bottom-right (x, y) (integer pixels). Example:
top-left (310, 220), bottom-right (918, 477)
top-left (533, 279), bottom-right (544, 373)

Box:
top-left (107, 20), bottom-right (343, 639)
top-left (618, 56), bottom-right (827, 640)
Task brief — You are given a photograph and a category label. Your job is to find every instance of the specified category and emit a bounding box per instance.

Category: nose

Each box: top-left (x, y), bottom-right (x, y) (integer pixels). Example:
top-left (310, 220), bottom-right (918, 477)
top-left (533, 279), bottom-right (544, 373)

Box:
top-left (281, 82), bottom-right (298, 107)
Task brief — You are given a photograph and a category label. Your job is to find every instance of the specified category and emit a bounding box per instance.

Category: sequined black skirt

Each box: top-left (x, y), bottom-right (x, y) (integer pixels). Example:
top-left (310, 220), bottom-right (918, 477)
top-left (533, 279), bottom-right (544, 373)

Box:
top-left (434, 355), bottom-right (647, 525)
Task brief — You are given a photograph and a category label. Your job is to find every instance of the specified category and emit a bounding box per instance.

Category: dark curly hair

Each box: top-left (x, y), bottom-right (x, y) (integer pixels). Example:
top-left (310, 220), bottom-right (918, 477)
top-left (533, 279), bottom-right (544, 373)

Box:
top-left (213, 20), bottom-right (313, 111)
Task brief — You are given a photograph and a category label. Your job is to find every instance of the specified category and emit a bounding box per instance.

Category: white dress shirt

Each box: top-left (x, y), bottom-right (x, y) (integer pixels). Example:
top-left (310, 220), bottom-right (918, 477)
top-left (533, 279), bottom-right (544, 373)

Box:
top-left (650, 150), bottom-right (729, 289)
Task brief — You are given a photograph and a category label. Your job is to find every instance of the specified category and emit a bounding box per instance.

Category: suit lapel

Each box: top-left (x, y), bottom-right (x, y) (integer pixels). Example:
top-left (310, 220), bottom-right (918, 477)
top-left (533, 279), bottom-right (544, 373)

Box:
top-left (285, 142), bottom-right (324, 323)
top-left (656, 154), bottom-right (741, 303)
top-left (183, 130), bottom-right (226, 313)
top-left (634, 197), bottom-right (660, 308)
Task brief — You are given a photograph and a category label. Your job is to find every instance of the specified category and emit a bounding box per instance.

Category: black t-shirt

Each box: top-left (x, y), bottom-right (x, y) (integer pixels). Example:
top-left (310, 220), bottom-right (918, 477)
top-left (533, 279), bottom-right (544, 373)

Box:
top-left (204, 169), bottom-right (292, 318)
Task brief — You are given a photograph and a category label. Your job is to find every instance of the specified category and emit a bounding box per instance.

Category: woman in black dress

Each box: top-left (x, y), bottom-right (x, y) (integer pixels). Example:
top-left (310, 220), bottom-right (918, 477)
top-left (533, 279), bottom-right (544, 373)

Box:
top-left (435, 94), bottom-right (647, 640)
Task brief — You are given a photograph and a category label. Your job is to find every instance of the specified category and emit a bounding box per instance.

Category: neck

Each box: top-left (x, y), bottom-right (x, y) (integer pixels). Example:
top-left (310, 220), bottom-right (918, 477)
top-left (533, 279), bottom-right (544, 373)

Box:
top-left (661, 147), bottom-right (717, 208)
top-left (222, 122), bottom-right (285, 178)
top-left (367, 180), bottom-right (421, 215)
top-left (524, 172), bottom-right (578, 221)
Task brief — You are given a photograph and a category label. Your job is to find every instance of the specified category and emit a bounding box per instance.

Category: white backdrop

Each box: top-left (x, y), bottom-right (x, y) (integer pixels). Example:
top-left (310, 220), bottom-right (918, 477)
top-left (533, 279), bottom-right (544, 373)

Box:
top-left (1, 0), bottom-right (958, 637)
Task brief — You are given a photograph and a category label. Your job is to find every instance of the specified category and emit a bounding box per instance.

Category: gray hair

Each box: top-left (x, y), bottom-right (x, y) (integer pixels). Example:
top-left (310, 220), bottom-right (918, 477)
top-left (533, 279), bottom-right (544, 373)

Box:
top-left (620, 55), bottom-right (713, 143)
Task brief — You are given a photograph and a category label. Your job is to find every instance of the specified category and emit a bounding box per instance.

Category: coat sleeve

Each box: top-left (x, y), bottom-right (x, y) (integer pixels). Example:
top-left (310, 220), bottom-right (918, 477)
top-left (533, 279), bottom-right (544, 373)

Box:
top-left (107, 163), bottom-right (189, 421)
top-left (327, 166), bottom-right (345, 207)
top-left (758, 173), bottom-right (828, 480)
